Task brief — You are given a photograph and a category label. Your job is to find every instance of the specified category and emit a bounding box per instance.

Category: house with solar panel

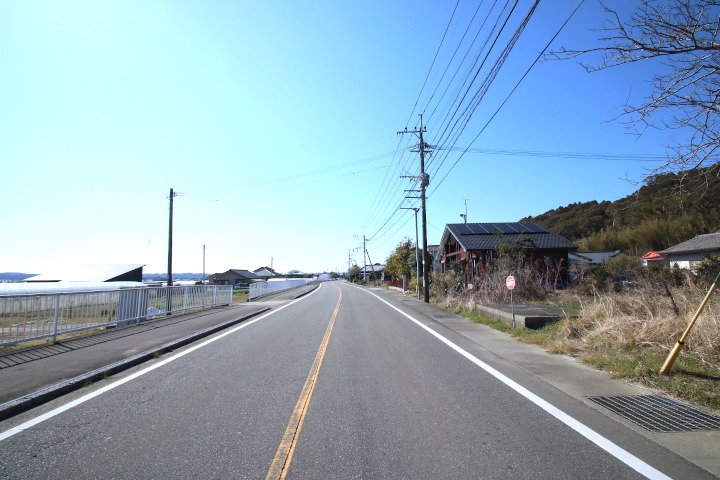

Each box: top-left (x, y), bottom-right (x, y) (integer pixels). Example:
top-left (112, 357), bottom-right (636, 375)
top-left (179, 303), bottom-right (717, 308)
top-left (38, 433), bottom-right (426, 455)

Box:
top-left (439, 222), bottom-right (577, 286)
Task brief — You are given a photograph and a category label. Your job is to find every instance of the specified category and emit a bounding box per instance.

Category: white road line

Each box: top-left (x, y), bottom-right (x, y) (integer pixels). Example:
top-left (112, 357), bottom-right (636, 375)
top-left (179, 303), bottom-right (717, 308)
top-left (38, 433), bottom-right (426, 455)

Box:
top-left (354, 285), bottom-right (672, 480)
top-left (0, 285), bottom-right (322, 442)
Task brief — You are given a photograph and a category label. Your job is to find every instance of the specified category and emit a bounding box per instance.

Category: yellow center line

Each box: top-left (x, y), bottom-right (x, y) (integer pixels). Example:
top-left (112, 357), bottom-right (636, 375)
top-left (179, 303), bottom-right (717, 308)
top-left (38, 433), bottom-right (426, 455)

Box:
top-left (265, 285), bottom-right (342, 480)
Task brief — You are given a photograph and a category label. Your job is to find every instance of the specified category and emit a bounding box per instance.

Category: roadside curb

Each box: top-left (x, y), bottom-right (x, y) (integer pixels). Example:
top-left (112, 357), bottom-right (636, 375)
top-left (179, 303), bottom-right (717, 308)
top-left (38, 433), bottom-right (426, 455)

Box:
top-left (248, 283), bottom-right (318, 302)
top-left (0, 307), bottom-right (269, 422)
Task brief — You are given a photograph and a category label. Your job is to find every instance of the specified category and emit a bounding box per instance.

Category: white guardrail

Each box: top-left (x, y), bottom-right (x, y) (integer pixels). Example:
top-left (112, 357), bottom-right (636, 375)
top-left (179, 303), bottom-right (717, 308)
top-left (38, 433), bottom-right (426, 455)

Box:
top-left (0, 285), bottom-right (232, 347)
top-left (248, 279), bottom-right (311, 300)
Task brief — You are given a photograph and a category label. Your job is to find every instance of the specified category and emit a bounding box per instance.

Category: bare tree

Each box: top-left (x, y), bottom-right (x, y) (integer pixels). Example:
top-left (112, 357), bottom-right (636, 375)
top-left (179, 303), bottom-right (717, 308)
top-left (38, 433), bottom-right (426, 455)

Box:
top-left (553, 1), bottom-right (720, 178)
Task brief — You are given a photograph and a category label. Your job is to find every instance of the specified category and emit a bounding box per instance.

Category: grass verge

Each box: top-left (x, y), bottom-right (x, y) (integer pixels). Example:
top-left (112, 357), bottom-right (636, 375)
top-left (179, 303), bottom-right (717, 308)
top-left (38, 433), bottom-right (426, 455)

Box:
top-left (232, 290), bottom-right (249, 303)
top-left (447, 305), bottom-right (720, 413)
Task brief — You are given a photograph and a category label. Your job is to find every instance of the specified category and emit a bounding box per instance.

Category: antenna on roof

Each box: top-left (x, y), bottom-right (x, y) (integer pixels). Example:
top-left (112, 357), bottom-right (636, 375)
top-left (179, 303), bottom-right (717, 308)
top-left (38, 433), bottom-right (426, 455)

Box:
top-left (461, 197), bottom-right (469, 223)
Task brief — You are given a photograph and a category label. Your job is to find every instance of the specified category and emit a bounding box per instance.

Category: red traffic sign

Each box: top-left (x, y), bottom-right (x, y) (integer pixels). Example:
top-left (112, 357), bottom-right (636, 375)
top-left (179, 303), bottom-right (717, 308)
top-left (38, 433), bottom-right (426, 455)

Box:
top-left (506, 276), bottom-right (516, 290)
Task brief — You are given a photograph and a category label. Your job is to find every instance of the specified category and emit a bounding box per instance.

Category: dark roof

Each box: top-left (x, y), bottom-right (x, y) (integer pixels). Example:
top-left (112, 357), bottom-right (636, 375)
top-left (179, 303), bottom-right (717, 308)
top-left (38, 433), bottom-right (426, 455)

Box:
top-left (444, 222), bottom-right (577, 252)
top-left (570, 250), bottom-right (622, 265)
top-left (661, 232), bottom-right (720, 255)
top-left (214, 269), bottom-right (261, 280)
top-left (230, 269), bottom-right (261, 279)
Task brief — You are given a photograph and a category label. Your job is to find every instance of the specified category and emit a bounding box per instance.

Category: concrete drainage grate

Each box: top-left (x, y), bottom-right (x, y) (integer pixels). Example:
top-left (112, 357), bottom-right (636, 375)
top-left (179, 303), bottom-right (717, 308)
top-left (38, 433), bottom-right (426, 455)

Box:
top-left (433, 314), bottom-right (463, 319)
top-left (588, 395), bottom-right (720, 432)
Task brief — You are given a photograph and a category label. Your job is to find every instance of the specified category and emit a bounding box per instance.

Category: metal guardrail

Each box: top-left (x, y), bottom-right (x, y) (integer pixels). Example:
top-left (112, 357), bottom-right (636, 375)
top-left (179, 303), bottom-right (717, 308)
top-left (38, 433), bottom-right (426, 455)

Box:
top-left (0, 285), bottom-right (232, 347)
top-left (249, 279), bottom-right (310, 300)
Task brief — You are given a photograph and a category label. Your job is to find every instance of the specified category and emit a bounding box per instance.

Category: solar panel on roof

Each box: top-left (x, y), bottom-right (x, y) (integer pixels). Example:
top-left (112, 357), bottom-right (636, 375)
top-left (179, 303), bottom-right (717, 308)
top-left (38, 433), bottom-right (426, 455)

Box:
top-left (454, 224), bottom-right (473, 235)
top-left (485, 223), bottom-right (514, 234)
top-left (522, 223), bottom-right (548, 233)
top-left (462, 224), bottom-right (486, 234)
top-left (452, 222), bottom-right (549, 235)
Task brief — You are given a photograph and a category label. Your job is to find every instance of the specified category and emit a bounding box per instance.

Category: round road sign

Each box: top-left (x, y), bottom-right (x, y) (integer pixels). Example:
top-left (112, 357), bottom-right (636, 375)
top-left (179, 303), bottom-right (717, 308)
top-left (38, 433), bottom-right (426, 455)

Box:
top-left (506, 276), bottom-right (516, 290)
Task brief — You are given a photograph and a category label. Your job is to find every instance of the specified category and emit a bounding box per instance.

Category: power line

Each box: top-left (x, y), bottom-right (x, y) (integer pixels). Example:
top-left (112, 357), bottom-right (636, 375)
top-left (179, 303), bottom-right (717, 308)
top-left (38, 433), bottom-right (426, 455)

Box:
top-left (443, 147), bottom-right (669, 162)
top-left (431, 0), bottom-right (586, 195)
top-left (359, 135), bottom-right (415, 232)
top-left (421, 0), bottom-right (486, 123)
top-left (429, 0), bottom-right (517, 157)
top-left (430, 0), bottom-right (538, 176)
top-left (190, 151), bottom-right (394, 194)
top-left (367, 1), bottom-right (596, 257)
top-left (405, 0), bottom-right (461, 129)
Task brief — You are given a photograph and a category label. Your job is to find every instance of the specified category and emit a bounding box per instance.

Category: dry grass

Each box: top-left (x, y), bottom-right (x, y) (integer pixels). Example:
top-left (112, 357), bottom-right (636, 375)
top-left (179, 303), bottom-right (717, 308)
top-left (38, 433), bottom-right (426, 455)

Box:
top-left (431, 274), bottom-right (720, 411)
top-left (563, 283), bottom-right (720, 357)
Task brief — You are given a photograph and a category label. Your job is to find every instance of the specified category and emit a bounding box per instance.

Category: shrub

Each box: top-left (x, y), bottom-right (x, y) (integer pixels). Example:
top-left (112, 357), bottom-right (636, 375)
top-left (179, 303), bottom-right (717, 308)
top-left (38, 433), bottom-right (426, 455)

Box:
top-left (695, 255), bottom-right (720, 287)
top-left (589, 254), bottom-right (645, 290)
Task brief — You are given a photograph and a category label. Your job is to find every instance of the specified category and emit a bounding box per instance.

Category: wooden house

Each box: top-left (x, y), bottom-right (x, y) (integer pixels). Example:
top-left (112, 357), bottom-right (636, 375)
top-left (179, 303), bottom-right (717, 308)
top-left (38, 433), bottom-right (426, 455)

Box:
top-left (439, 222), bottom-right (577, 286)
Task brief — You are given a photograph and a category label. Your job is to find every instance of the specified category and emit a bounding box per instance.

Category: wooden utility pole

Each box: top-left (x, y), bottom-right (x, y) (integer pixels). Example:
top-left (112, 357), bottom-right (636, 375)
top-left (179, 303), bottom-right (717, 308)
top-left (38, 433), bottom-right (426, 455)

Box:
top-left (398, 115), bottom-right (431, 302)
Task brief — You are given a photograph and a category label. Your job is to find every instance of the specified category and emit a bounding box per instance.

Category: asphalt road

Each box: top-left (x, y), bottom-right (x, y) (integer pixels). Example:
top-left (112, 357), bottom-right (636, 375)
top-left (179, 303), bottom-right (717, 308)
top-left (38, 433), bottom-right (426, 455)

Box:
top-left (0, 282), bottom-right (712, 479)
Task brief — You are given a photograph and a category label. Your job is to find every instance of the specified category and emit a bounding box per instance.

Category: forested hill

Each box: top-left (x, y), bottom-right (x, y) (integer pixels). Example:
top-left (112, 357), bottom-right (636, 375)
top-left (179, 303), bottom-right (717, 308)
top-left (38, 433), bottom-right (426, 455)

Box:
top-left (520, 168), bottom-right (720, 255)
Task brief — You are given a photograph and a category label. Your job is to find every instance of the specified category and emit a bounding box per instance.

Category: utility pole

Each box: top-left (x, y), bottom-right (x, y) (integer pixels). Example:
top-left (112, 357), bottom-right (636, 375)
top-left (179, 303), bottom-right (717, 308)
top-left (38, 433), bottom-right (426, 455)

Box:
top-left (168, 188), bottom-right (175, 288)
top-left (401, 207), bottom-right (420, 300)
top-left (363, 234), bottom-right (368, 283)
top-left (167, 188), bottom-right (182, 288)
top-left (366, 248), bottom-right (378, 285)
top-left (398, 114), bottom-right (431, 302)
top-left (202, 244), bottom-right (206, 284)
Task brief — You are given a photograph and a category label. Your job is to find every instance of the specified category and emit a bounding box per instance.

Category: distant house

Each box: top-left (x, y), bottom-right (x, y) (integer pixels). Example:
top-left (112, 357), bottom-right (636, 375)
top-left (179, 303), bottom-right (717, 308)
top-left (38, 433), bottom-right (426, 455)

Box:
top-left (254, 266), bottom-right (279, 280)
top-left (568, 250), bottom-right (622, 284)
top-left (23, 264), bottom-right (145, 283)
top-left (439, 222), bottom-right (577, 286)
top-left (569, 250), bottom-right (622, 268)
top-left (208, 269), bottom-right (262, 287)
top-left (357, 263), bottom-right (385, 283)
top-left (660, 232), bottom-right (720, 269)
top-left (285, 269), bottom-right (309, 278)
top-left (641, 251), bottom-right (668, 267)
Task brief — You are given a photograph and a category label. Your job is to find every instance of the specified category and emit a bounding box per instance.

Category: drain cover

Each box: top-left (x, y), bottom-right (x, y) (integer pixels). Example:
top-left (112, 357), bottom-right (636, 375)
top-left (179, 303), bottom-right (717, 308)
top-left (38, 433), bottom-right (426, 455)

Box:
top-left (433, 314), bottom-right (462, 319)
top-left (588, 395), bottom-right (720, 432)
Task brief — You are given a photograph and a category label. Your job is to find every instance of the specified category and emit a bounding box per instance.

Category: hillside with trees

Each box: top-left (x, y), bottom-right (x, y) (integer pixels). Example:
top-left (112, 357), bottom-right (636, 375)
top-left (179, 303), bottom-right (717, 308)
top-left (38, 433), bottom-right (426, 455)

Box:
top-left (520, 168), bottom-right (720, 254)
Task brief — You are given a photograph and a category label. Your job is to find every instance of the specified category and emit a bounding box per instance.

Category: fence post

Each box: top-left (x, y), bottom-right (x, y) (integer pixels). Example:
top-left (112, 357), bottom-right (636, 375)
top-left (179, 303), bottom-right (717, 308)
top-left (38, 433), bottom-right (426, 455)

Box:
top-left (213, 285), bottom-right (217, 307)
top-left (52, 294), bottom-right (61, 344)
top-left (1, 297), bottom-right (5, 345)
top-left (136, 289), bottom-right (143, 324)
top-left (183, 287), bottom-right (188, 314)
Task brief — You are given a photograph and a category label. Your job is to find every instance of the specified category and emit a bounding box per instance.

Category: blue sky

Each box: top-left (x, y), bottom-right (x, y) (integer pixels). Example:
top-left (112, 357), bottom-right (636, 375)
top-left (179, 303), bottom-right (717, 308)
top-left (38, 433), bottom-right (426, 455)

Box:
top-left (1, 1), bottom-right (676, 275)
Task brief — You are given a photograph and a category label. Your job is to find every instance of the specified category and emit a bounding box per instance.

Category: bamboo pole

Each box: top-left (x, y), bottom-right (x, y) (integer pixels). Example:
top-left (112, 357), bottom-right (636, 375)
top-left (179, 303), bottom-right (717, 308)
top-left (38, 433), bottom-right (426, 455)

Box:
top-left (659, 270), bottom-right (720, 374)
